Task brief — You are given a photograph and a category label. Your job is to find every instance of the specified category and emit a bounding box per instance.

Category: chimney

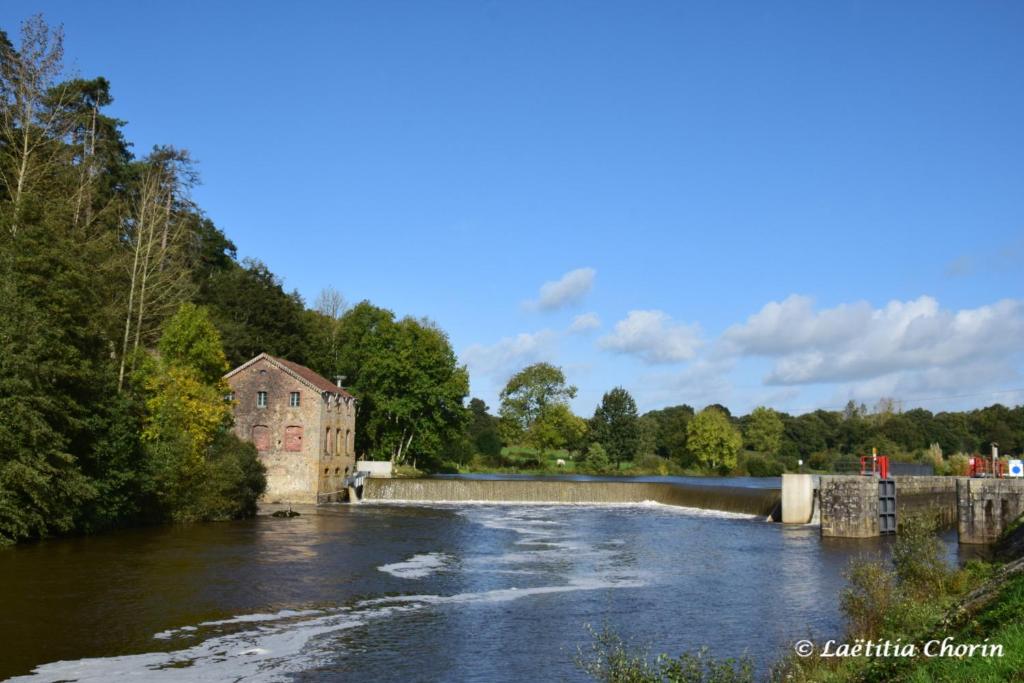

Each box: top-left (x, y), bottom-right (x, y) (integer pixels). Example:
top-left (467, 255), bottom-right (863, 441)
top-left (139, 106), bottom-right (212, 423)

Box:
top-left (335, 375), bottom-right (347, 388)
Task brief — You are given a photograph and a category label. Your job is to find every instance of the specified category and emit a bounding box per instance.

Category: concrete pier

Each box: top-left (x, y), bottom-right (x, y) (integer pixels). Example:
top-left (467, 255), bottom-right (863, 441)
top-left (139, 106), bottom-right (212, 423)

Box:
top-left (781, 474), bottom-right (816, 524)
top-left (957, 478), bottom-right (1024, 545)
top-left (819, 476), bottom-right (880, 538)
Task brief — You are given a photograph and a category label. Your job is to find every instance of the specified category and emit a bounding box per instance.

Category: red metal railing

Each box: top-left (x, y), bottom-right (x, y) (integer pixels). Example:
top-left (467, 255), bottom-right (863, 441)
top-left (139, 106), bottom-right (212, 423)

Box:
top-left (859, 454), bottom-right (890, 479)
top-left (968, 456), bottom-right (1006, 478)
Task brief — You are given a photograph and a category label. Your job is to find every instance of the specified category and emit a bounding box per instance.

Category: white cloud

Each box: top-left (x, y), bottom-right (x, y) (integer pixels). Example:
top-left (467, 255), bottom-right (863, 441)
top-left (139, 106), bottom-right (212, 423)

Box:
top-left (531, 267), bottom-right (596, 310)
top-left (461, 330), bottom-right (559, 380)
top-left (568, 312), bottom-right (601, 334)
top-left (722, 295), bottom-right (1024, 385)
top-left (599, 310), bottom-right (702, 364)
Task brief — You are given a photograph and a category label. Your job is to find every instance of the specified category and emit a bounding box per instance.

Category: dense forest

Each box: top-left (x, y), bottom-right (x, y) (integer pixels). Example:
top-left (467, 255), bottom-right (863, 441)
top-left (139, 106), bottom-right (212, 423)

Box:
top-left (1, 17), bottom-right (1022, 546)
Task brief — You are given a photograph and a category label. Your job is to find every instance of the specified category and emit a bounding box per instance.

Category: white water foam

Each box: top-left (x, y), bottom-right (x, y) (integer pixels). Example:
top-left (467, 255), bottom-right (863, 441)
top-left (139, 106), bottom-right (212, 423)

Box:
top-left (377, 552), bottom-right (452, 579)
top-left (365, 498), bottom-right (760, 520)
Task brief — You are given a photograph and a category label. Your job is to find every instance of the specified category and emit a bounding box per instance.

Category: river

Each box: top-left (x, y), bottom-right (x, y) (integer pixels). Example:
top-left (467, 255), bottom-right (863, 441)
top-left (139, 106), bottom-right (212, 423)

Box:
top-left (0, 492), bottom-right (961, 681)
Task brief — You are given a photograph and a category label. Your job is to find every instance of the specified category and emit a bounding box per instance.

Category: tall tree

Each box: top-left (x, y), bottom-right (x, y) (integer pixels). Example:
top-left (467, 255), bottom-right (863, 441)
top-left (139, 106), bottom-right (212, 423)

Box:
top-left (686, 407), bottom-right (742, 471)
top-left (591, 387), bottom-right (641, 465)
top-left (117, 147), bottom-right (199, 389)
top-left (743, 406), bottom-right (784, 455)
top-left (498, 363), bottom-right (577, 444)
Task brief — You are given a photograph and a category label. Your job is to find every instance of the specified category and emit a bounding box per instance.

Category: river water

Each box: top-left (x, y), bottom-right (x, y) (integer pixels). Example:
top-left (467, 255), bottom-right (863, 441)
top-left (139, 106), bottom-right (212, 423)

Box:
top-left (0, 498), bottom-right (957, 681)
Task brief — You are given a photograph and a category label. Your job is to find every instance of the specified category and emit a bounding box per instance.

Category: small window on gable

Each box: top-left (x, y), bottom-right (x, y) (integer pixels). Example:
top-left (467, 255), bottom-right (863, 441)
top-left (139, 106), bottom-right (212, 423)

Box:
top-left (257, 391), bottom-right (267, 408)
top-left (290, 391), bottom-right (300, 407)
top-left (225, 391), bottom-right (235, 403)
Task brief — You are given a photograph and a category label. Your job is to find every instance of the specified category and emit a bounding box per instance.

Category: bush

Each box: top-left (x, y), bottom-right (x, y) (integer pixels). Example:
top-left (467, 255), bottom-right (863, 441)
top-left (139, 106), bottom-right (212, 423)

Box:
top-left (576, 624), bottom-right (755, 683)
top-left (582, 443), bottom-right (612, 474)
top-left (743, 454), bottom-right (784, 477)
top-left (892, 513), bottom-right (951, 599)
top-left (197, 432), bottom-right (267, 519)
top-left (145, 431), bottom-right (266, 523)
top-left (840, 555), bottom-right (897, 639)
top-left (944, 452), bottom-right (970, 476)
top-left (634, 453), bottom-right (676, 475)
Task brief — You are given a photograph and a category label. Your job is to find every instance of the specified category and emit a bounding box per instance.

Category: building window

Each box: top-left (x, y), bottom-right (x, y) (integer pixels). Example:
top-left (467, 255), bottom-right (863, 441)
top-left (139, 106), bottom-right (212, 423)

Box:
top-left (290, 391), bottom-right (300, 407)
top-left (224, 392), bottom-right (235, 403)
top-left (335, 428), bottom-right (341, 456)
top-left (257, 391), bottom-right (267, 408)
top-left (284, 425), bottom-right (303, 452)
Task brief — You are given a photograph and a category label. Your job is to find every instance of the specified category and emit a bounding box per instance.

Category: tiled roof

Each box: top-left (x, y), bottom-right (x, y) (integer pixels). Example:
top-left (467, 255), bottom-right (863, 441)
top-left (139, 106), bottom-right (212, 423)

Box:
top-left (225, 352), bottom-right (354, 399)
top-left (269, 355), bottom-right (354, 398)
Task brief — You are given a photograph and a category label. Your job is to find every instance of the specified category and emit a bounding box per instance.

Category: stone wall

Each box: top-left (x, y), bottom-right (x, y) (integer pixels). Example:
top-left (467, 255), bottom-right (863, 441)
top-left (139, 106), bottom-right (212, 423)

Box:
top-left (819, 476), bottom-right (879, 538)
top-left (895, 476), bottom-right (958, 528)
top-left (957, 478), bottom-right (1024, 545)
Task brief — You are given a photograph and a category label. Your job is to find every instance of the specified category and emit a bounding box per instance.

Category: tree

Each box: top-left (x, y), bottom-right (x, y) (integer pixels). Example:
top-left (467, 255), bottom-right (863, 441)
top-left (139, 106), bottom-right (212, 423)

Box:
top-left (526, 403), bottom-right (587, 456)
top-left (320, 302), bottom-right (469, 466)
top-left (136, 303), bottom-right (264, 521)
top-left (686, 407), bottom-right (742, 471)
top-left (138, 304), bottom-right (231, 464)
top-left (581, 442), bottom-right (612, 474)
top-left (643, 405), bottom-right (694, 463)
top-left (467, 398), bottom-right (502, 458)
top-left (498, 363), bottom-right (577, 444)
top-left (743, 406), bottom-right (783, 455)
top-left (198, 258), bottom-right (310, 367)
top-left (116, 147), bottom-right (200, 389)
top-left (0, 16), bottom-right (73, 237)
top-left (591, 387), bottom-right (641, 465)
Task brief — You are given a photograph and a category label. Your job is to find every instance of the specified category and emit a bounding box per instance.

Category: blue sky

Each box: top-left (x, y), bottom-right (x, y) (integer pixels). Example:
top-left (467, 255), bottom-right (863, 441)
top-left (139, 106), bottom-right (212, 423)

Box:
top-left (7, 1), bottom-right (1023, 416)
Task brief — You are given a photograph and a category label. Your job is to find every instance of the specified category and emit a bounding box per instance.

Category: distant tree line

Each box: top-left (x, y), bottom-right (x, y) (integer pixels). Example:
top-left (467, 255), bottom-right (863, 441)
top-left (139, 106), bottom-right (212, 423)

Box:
top-left (451, 362), bottom-right (1024, 476)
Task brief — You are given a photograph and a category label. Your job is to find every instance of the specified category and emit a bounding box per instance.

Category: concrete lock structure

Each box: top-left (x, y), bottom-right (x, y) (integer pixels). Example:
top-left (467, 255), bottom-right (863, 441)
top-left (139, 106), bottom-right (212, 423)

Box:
top-left (793, 473), bottom-right (1024, 544)
top-left (781, 474), bottom-right (816, 524)
top-left (957, 478), bottom-right (1024, 545)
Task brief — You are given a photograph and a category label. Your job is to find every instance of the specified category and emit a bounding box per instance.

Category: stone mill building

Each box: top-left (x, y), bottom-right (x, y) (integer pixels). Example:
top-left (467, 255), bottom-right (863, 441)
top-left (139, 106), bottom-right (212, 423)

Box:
top-left (225, 353), bottom-right (356, 503)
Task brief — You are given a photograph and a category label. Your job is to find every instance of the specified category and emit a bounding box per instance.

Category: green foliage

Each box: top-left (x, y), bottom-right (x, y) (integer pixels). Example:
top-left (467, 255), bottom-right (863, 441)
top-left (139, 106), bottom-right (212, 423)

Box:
top-left (686, 408), bottom-right (742, 471)
top-left (840, 556), bottom-right (898, 640)
top-left (643, 405), bottom-right (693, 463)
top-left (467, 398), bottom-right (502, 459)
top-left (742, 453), bottom-right (785, 477)
top-left (498, 363), bottom-right (577, 441)
top-left (157, 302), bottom-right (229, 384)
top-left (582, 443), bottom-right (613, 474)
top-left (527, 403), bottom-right (587, 456)
top-left (198, 258), bottom-right (311, 368)
top-left (576, 624), bottom-right (755, 683)
top-left (591, 387), bottom-right (641, 465)
top-left (137, 304), bottom-right (265, 522)
top-left (742, 406), bottom-right (783, 455)
top-left (498, 363), bottom-right (581, 455)
top-left (892, 513), bottom-right (952, 599)
top-left (314, 302), bottom-right (469, 466)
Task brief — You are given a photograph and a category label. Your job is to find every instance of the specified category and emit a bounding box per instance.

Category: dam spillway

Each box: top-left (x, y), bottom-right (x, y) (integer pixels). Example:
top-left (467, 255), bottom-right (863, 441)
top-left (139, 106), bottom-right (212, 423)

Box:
top-left (361, 477), bottom-right (781, 517)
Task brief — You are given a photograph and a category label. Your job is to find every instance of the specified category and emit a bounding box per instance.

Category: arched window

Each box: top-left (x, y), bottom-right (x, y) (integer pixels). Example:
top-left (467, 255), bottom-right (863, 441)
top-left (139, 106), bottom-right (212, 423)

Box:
top-left (335, 428), bottom-right (342, 456)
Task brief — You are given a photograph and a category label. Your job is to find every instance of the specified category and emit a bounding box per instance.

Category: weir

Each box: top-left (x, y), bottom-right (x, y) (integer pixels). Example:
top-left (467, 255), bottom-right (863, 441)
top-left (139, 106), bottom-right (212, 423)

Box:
top-left (361, 478), bottom-right (781, 517)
